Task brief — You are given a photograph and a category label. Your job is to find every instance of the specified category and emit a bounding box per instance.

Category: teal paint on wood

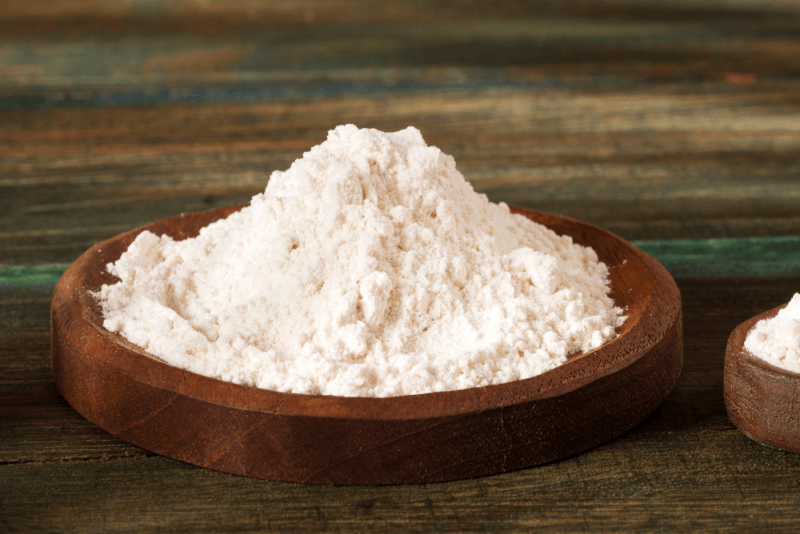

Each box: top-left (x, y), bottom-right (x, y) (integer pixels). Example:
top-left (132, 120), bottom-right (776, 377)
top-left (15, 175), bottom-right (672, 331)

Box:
top-left (0, 264), bottom-right (71, 289)
top-left (1, 237), bottom-right (799, 289)
top-left (635, 237), bottom-right (800, 279)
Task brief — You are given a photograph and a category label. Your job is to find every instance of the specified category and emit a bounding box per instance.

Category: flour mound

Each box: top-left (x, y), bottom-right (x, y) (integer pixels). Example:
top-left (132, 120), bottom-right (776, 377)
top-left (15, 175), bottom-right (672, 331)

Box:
top-left (98, 125), bottom-right (625, 397)
top-left (745, 293), bottom-right (800, 373)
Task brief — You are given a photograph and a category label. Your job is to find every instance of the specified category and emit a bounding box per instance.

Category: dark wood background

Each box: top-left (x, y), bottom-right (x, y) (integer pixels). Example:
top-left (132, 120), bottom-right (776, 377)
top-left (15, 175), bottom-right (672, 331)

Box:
top-left (2, 0), bottom-right (800, 531)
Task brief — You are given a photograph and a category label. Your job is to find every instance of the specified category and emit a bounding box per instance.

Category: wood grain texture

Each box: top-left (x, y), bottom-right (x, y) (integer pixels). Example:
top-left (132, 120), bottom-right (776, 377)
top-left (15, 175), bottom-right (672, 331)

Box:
top-left (49, 205), bottom-right (682, 484)
top-left (2, 0), bottom-right (800, 93)
top-left (725, 303), bottom-right (800, 453)
top-left (4, 434), bottom-right (800, 533)
top-left (0, 289), bottom-right (150, 465)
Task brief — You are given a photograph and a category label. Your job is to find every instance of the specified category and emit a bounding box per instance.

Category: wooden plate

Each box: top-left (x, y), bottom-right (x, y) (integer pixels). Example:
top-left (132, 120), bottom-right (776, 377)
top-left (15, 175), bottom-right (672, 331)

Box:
top-left (724, 303), bottom-right (800, 453)
top-left (51, 205), bottom-right (683, 485)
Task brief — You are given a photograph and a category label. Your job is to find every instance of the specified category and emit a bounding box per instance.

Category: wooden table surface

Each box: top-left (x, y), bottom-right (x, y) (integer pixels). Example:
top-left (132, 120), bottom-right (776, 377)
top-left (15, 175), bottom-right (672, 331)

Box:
top-left (2, 0), bottom-right (800, 531)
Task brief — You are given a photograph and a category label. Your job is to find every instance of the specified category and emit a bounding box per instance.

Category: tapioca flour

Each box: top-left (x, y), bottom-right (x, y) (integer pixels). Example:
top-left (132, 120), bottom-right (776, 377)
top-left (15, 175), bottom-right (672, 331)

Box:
top-left (744, 293), bottom-right (800, 373)
top-left (97, 125), bottom-right (625, 397)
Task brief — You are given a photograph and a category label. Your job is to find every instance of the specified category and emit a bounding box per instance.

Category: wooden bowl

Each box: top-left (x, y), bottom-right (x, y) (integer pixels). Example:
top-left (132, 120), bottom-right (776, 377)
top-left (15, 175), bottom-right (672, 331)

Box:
top-left (724, 303), bottom-right (800, 452)
top-left (51, 205), bottom-right (683, 485)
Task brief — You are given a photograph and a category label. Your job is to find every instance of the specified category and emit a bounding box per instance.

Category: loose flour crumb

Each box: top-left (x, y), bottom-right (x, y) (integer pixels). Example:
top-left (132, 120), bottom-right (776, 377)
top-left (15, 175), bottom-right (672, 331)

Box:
top-left (97, 125), bottom-right (626, 397)
top-left (744, 293), bottom-right (800, 373)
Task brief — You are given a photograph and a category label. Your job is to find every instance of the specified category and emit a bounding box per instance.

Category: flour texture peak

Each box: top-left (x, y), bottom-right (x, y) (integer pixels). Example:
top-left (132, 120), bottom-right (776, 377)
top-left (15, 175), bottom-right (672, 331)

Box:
top-left (98, 125), bottom-right (625, 397)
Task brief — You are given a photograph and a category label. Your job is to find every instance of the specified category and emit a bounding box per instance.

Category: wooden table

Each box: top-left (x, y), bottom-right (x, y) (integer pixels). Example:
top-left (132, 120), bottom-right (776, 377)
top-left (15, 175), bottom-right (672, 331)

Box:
top-left (2, 1), bottom-right (800, 530)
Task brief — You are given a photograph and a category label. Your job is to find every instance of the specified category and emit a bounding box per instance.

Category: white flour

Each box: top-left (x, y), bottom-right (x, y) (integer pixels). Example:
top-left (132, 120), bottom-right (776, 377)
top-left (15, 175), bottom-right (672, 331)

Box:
top-left (744, 293), bottom-right (800, 373)
top-left (97, 125), bottom-right (625, 397)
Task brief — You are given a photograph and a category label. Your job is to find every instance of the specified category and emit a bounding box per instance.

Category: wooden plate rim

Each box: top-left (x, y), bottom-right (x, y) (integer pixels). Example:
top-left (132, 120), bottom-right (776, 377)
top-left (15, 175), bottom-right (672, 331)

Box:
top-left (54, 204), bottom-right (681, 421)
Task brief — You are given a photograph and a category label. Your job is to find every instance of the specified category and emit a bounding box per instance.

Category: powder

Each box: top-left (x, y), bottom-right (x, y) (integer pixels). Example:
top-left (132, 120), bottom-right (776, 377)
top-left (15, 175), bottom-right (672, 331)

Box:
top-left (744, 293), bottom-right (800, 373)
top-left (97, 125), bottom-right (625, 397)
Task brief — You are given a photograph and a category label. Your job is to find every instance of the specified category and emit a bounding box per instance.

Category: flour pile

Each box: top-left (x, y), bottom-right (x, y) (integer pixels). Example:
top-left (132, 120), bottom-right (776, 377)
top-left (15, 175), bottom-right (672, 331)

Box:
top-left (97, 125), bottom-right (625, 397)
top-left (745, 293), bottom-right (800, 373)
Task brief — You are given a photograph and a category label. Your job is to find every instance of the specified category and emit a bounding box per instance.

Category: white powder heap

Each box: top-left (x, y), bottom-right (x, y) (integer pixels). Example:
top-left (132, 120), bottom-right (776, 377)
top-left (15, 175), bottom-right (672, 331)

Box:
top-left (744, 293), bottom-right (800, 373)
top-left (98, 125), bottom-right (625, 397)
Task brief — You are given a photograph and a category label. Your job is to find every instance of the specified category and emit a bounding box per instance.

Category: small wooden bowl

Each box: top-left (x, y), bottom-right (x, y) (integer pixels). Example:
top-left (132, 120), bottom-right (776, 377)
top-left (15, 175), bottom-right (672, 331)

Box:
top-left (51, 205), bottom-right (682, 485)
top-left (724, 303), bottom-right (800, 452)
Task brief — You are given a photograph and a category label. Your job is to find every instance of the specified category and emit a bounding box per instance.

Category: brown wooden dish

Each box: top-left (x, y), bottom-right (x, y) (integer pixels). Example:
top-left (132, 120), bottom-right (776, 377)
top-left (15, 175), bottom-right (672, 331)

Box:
top-left (725, 303), bottom-right (800, 453)
top-left (51, 205), bottom-right (683, 485)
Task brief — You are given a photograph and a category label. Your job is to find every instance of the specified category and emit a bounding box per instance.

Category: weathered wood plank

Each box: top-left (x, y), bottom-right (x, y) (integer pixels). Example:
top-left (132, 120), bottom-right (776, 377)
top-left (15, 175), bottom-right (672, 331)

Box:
top-left (2, 88), bottom-right (800, 264)
top-left (2, 0), bottom-right (799, 25)
top-left (3, 419), bottom-right (800, 532)
top-left (0, 1), bottom-right (798, 107)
